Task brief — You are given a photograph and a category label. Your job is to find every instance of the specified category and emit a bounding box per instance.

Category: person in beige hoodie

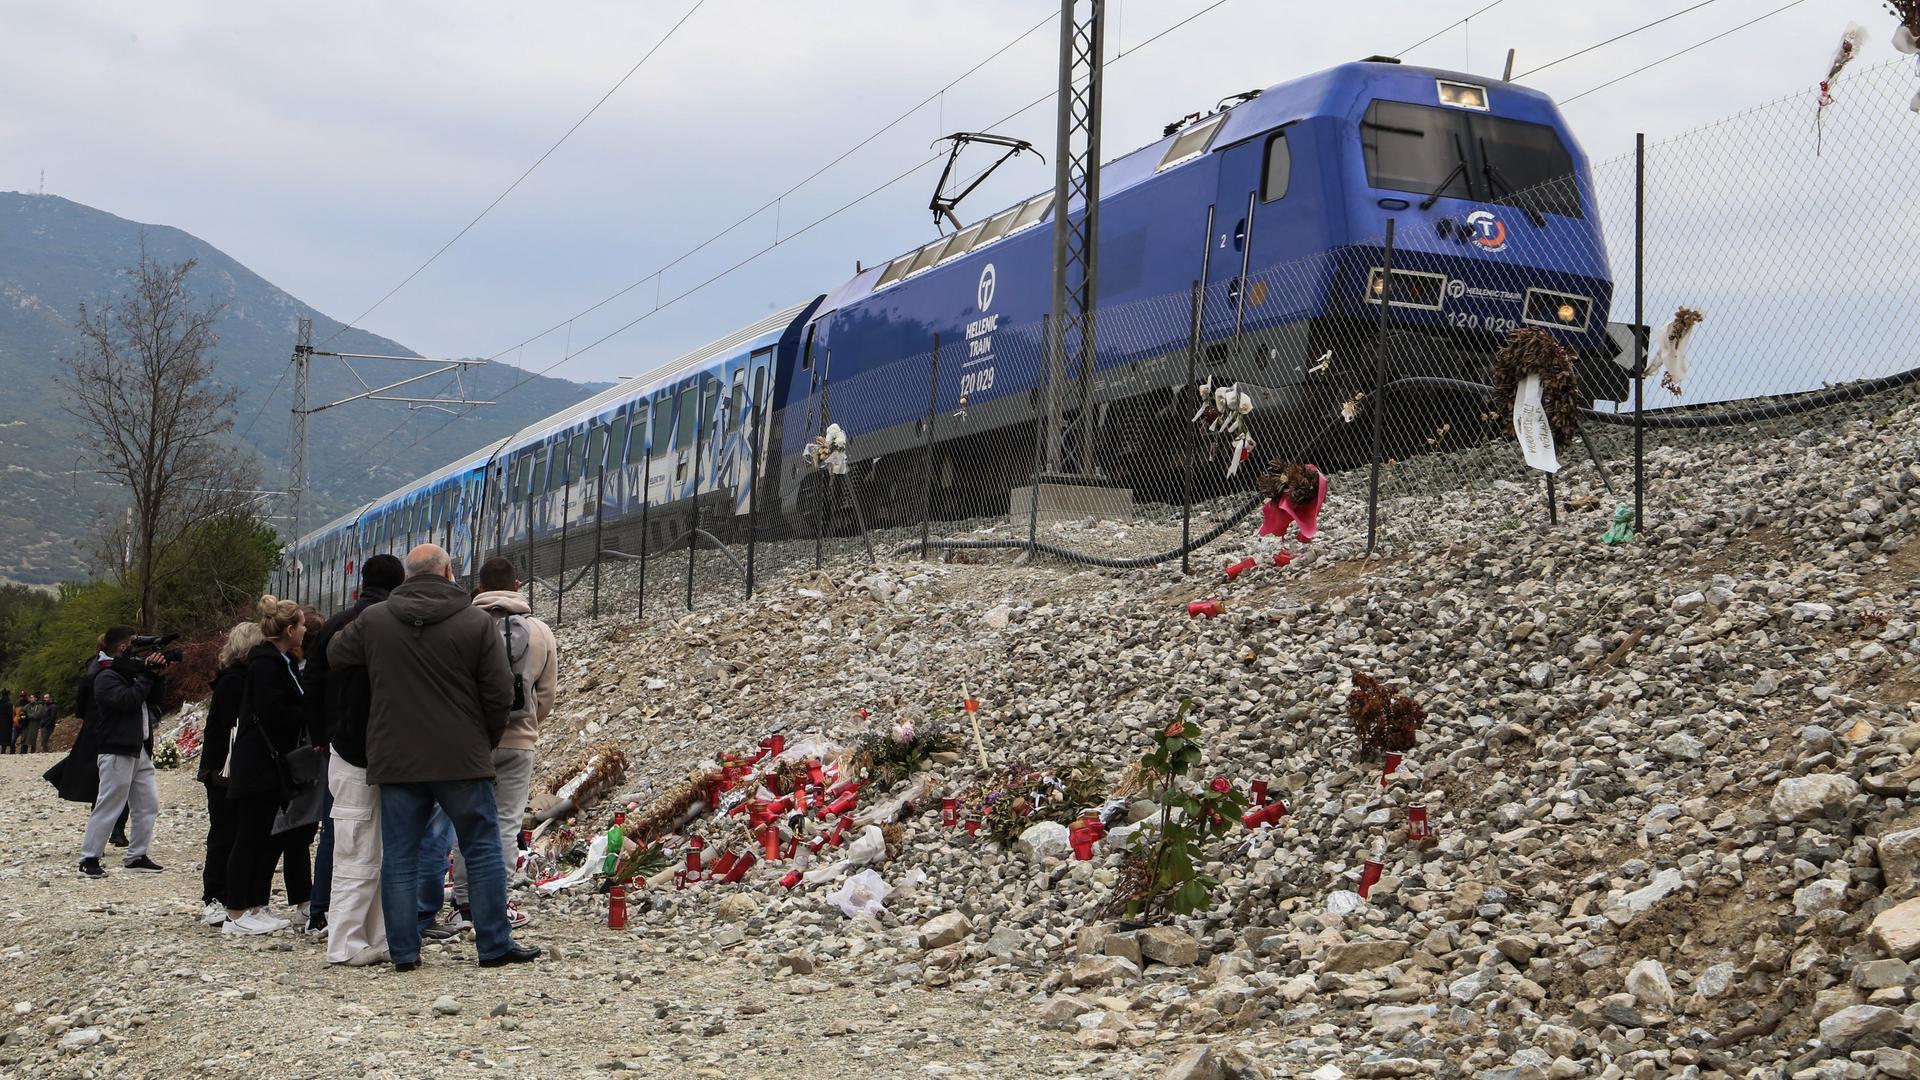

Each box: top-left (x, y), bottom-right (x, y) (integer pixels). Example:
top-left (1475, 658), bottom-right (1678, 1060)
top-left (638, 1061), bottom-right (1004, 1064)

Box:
top-left (447, 556), bottom-right (557, 931)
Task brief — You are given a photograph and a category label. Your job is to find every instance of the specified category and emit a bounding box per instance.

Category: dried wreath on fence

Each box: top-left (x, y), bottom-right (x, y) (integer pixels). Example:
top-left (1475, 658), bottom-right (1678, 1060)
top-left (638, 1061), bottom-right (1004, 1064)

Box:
top-left (1486, 327), bottom-right (1580, 451)
top-left (1347, 673), bottom-right (1423, 761)
top-left (1256, 459), bottom-right (1320, 508)
top-left (1654, 307), bottom-right (1704, 397)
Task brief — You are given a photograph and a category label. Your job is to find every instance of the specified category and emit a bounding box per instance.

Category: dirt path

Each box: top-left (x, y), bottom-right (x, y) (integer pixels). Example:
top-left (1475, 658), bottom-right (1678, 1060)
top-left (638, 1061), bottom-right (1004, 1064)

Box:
top-left (0, 755), bottom-right (1081, 1080)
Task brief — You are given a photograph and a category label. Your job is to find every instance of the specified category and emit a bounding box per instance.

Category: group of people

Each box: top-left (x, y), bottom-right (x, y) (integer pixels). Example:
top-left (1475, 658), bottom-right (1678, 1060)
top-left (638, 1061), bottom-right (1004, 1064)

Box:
top-left (1, 688), bottom-right (56, 753)
top-left (52, 545), bottom-right (559, 972)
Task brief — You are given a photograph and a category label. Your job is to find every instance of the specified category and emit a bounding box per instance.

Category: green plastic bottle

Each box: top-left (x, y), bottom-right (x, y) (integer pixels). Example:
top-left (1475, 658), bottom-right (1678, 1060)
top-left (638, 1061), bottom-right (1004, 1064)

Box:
top-left (602, 812), bottom-right (626, 876)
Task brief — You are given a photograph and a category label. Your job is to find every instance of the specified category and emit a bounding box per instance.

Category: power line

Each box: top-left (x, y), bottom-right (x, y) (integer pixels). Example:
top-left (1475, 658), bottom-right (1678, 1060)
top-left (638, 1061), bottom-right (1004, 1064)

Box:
top-left (239, 368), bottom-right (289, 439)
top-left (351, 0), bottom-right (1237, 482)
top-left (1559, 0), bottom-right (1811, 106)
top-left (1515, 0), bottom-right (1723, 79)
top-left (316, 0), bottom-right (709, 350)
top-left (1395, 0), bottom-right (1511, 60)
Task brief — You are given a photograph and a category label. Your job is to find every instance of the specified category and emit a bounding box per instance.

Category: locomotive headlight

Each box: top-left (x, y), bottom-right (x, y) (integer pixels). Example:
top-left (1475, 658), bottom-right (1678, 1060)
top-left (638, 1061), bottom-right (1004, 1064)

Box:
top-left (1436, 80), bottom-right (1489, 111)
top-left (1556, 302), bottom-right (1577, 323)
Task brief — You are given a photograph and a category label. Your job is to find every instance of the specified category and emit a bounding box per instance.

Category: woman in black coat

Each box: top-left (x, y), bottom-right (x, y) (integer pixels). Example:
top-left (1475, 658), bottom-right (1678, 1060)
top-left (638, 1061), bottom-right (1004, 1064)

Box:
top-left (195, 621), bottom-right (264, 927)
top-left (221, 597), bottom-right (308, 936)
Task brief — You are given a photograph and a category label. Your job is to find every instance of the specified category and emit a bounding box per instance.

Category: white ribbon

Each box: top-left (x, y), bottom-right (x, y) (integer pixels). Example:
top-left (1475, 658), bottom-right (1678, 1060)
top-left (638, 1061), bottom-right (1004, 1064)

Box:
top-left (1512, 375), bottom-right (1560, 474)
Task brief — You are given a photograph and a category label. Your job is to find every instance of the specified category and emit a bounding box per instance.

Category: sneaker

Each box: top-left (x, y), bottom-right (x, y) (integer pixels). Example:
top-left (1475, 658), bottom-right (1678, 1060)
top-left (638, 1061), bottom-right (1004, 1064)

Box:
top-left (305, 912), bottom-right (329, 937)
top-left (252, 907), bottom-right (291, 932)
top-left (79, 858), bottom-right (107, 879)
top-left (221, 910), bottom-right (280, 936)
top-left (419, 926), bottom-right (459, 943)
top-left (506, 904), bottom-right (531, 929)
top-left (124, 856), bottom-right (164, 873)
top-left (442, 905), bottom-right (474, 932)
top-left (199, 902), bottom-right (228, 926)
top-left (109, 832), bottom-right (129, 848)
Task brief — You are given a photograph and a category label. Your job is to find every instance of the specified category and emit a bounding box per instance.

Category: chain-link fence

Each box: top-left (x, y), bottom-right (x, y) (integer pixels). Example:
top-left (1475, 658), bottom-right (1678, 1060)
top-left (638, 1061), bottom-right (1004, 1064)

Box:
top-left (278, 61), bottom-right (1920, 621)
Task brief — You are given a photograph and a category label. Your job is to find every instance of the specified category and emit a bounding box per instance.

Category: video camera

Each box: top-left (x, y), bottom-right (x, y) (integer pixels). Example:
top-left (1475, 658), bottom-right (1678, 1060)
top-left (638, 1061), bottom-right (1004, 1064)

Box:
top-left (130, 633), bottom-right (184, 667)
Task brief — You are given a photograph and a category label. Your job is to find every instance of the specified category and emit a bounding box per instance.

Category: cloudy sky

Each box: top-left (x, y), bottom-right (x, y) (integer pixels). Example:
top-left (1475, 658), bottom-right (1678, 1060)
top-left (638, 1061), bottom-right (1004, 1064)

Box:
top-left (2, 0), bottom-right (1906, 396)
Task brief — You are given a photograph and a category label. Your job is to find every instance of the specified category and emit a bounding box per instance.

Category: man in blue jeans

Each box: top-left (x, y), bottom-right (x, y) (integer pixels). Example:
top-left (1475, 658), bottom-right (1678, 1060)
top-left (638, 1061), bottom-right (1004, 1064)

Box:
top-left (327, 544), bottom-right (538, 971)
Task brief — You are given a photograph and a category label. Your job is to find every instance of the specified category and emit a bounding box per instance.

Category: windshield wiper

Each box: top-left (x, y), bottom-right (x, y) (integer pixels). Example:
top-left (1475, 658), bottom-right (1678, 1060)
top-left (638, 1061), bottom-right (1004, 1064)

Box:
top-left (1418, 134), bottom-right (1470, 210)
top-left (1479, 137), bottom-right (1548, 227)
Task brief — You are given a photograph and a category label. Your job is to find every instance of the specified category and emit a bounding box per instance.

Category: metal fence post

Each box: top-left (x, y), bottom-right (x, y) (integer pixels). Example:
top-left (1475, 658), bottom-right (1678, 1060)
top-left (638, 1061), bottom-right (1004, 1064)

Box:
top-left (591, 475), bottom-right (605, 621)
top-left (921, 335), bottom-right (941, 560)
top-left (1027, 314), bottom-right (1050, 557)
top-left (557, 472), bottom-right (571, 628)
top-left (1364, 218), bottom-right (1397, 557)
top-left (1633, 131), bottom-right (1647, 536)
top-left (1182, 279), bottom-right (1200, 575)
top-left (688, 377), bottom-right (704, 612)
top-left (638, 443), bottom-right (652, 623)
top-left (524, 490), bottom-right (535, 614)
top-left (746, 394), bottom-right (765, 599)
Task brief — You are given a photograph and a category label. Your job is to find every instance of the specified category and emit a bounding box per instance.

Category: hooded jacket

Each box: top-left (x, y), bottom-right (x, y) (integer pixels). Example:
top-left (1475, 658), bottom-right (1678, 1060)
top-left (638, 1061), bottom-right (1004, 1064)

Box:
top-left (305, 584), bottom-right (391, 769)
top-left (91, 655), bottom-right (163, 757)
top-left (470, 589), bottom-right (557, 753)
top-left (327, 573), bottom-right (513, 786)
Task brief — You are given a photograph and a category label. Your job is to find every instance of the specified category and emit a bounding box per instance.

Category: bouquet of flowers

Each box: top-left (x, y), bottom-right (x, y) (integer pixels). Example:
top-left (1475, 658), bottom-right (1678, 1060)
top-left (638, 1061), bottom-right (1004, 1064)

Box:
top-left (1652, 307), bottom-right (1704, 397)
top-left (1817, 24), bottom-right (1870, 151)
top-left (803, 423), bottom-right (849, 474)
top-left (1190, 378), bottom-right (1257, 477)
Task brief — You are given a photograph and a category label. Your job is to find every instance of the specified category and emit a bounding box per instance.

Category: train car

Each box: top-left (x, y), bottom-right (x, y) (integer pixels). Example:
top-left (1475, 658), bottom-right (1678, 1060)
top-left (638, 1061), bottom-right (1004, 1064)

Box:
top-left (777, 57), bottom-right (1619, 517)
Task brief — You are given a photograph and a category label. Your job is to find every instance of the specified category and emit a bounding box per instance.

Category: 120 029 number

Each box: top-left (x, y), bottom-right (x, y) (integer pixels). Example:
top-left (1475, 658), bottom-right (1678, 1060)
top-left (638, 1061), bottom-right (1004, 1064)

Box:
top-left (959, 367), bottom-right (995, 396)
top-left (1446, 311), bottom-right (1517, 334)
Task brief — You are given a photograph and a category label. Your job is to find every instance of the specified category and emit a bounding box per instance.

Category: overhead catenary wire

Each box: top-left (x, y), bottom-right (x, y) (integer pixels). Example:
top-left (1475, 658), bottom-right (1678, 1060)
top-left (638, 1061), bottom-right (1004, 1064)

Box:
top-left (317, 0), bottom-right (709, 351)
top-left (1394, 0), bottom-right (1511, 60)
top-left (1514, 0), bottom-right (1724, 79)
top-left (352, 0), bottom-right (1238, 481)
top-left (1559, 0), bottom-right (1812, 106)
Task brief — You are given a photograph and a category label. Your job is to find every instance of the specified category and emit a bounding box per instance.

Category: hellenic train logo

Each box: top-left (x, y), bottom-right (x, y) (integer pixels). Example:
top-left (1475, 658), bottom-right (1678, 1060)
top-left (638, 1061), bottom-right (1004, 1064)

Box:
top-left (1465, 210), bottom-right (1508, 253)
top-left (978, 263), bottom-right (996, 311)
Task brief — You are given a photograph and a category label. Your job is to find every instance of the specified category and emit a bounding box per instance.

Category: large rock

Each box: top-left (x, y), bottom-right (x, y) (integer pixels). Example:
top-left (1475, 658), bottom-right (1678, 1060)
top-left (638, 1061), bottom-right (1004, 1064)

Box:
top-left (1371, 1004), bottom-right (1436, 1034)
top-left (1102, 932), bottom-right (1142, 966)
top-left (1071, 955), bottom-right (1141, 987)
top-left (918, 912), bottom-right (972, 950)
top-left (1880, 827), bottom-right (1920, 899)
top-left (1625, 959), bottom-right (1673, 1010)
top-left (714, 893), bottom-right (758, 922)
top-left (1770, 774), bottom-right (1859, 821)
top-left (1324, 939), bottom-right (1409, 974)
top-left (1015, 821), bottom-right (1072, 862)
top-left (1794, 878), bottom-right (1849, 917)
top-left (1819, 1004), bottom-right (1901, 1049)
top-left (1162, 1045), bottom-right (1222, 1080)
top-left (1138, 926), bottom-right (1200, 967)
top-left (1870, 899), bottom-right (1920, 961)
top-left (1036, 993), bottom-right (1094, 1028)
top-left (1606, 868), bottom-right (1685, 925)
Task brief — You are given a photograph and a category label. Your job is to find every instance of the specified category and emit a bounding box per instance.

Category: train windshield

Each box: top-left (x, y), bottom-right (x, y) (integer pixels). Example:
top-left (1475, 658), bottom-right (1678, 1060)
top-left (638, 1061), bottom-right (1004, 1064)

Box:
top-left (1360, 100), bottom-right (1582, 219)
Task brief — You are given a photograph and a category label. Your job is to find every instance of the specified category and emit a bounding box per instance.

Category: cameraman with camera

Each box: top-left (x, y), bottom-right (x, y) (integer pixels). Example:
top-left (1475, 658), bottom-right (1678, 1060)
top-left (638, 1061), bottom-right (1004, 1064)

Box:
top-left (78, 624), bottom-right (170, 878)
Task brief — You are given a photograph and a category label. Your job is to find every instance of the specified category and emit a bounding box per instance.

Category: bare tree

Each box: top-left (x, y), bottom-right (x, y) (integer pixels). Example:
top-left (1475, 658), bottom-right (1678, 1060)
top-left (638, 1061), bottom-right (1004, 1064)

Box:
top-left (59, 241), bottom-right (258, 630)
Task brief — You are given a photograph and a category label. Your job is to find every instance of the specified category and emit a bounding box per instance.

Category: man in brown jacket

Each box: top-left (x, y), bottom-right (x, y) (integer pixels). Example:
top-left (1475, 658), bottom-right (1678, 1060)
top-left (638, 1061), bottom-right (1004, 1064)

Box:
top-left (327, 544), bottom-right (539, 971)
top-left (447, 556), bottom-right (557, 931)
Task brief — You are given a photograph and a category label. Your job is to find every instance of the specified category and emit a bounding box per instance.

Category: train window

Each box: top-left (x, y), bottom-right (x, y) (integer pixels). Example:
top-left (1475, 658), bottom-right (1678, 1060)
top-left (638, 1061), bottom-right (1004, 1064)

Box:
top-left (701, 383), bottom-right (720, 439)
top-left (1261, 131), bottom-right (1291, 202)
top-left (973, 206), bottom-right (1021, 248)
top-left (905, 237), bottom-right (951, 277)
top-left (607, 415), bottom-right (630, 470)
top-left (625, 406), bottom-right (645, 464)
top-left (530, 446), bottom-right (549, 495)
top-left (1469, 113), bottom-right (1580, 219)
top-left (729, 371), bottom-right (747, 433)
top-left (676, 387), bottom-right (696, 447)
top-left (1009, 193), bottom-right (1052, 233)
top-left (652, 397), bottom-right (672, 458)
top-left (876, 255), bottom-right (914, 289)
top-left (566, 432), bottom-right (587, 485)
top-left (1159, 114), bottom-right (1224, 171)
top-left (937, 221), bottom-right (986, 265)
top-left (1361, 100), bottom-right (1472, 201)
top-left (586, 426), bottom-right (609, 479)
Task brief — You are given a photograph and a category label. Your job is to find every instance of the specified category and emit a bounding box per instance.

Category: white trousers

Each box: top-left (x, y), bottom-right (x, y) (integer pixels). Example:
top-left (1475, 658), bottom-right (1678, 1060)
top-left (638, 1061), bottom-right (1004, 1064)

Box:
top-left (82, 751), bottom-right (158, 862)
top-left (324, 758), bottom-right (389, 965)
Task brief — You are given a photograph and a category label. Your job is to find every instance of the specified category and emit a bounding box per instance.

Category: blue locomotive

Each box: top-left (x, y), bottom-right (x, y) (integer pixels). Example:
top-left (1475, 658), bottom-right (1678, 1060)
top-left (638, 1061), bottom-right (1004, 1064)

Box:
top-left (284, 58), bottom-right (1619, 605)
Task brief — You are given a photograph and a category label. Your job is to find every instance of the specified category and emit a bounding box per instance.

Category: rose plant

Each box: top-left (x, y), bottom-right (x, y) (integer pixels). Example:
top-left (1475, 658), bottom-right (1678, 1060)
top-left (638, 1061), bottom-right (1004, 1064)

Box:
top-left (1125, 700), bottom-right (1249, 917)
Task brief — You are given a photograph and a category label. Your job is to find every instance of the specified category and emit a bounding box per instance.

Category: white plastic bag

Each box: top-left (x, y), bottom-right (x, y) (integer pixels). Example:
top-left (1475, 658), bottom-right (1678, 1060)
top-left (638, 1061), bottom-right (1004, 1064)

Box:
top-left (535, 834), bottom-right (608, 895)
top-left (824, 868), bottom-right (891, 918)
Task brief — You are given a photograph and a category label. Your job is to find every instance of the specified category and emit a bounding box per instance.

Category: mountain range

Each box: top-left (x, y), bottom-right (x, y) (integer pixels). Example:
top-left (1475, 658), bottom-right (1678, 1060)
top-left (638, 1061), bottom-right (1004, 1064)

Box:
top-left (0, 192), bottom-right (607, 585)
